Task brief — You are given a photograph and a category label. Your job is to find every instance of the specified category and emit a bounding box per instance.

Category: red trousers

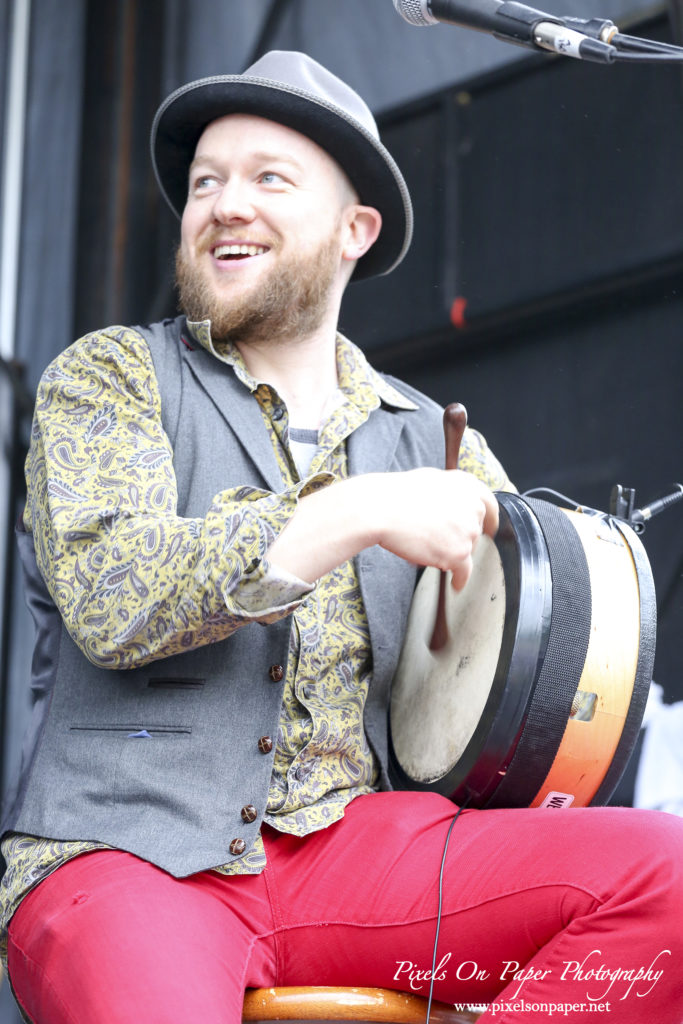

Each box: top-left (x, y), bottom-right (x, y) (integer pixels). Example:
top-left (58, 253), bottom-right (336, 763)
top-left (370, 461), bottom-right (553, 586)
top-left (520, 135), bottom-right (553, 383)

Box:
top-left (7, 792), bottom-right (683, 1023)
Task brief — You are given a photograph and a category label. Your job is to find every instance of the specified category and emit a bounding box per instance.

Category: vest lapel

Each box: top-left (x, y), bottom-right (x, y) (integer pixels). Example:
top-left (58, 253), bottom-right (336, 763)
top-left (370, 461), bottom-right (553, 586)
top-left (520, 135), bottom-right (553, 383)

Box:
top-left (179, 342), bottom-right (285, 493)
top-left (348, 406), bottom-right (415, 701)
top-left (347, 404), bottom-right (404, 478)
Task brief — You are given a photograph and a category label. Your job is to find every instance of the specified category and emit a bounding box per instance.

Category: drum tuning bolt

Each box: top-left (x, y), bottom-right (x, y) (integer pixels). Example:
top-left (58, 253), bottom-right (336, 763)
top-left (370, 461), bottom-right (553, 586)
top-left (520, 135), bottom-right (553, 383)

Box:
top-left (610, 482), bottom-right (683, 533)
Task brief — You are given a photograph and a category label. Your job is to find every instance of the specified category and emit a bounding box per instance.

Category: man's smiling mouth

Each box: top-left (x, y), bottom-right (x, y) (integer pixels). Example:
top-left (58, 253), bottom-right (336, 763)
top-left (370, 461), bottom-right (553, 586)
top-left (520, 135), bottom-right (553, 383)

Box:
top-left (213, 244), bottom-right (269, 260)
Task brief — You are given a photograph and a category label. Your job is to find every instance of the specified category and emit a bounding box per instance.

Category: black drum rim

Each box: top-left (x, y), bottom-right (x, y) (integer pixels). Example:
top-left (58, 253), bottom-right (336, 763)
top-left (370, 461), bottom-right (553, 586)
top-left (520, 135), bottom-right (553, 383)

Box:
top-left (388, 492), bottom-right (553, 802)
top-left (446, 492), bottom-right (553, 805)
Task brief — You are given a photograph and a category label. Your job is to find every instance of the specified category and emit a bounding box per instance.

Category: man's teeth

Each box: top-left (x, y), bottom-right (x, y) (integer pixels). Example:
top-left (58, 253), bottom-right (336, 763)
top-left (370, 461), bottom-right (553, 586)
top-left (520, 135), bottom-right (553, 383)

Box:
top-left (214, 244), bottom-right (268, 258)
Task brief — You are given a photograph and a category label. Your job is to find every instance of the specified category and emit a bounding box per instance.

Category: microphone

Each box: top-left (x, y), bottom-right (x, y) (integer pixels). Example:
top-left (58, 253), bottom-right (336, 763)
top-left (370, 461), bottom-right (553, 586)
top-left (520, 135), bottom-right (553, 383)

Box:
top-left (633, 484), bottom-right (683, 528)
top-left (392, 0), bottom-right (618, 63)
top-left (611, 483), bottom-right (683, 533)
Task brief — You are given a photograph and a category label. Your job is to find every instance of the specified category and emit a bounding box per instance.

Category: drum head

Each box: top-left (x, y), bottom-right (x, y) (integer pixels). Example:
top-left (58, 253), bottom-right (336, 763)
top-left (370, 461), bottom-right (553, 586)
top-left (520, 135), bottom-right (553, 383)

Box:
top-left (389, 538), bottom-right (506, 785)
top-left (389, 494), bottom-right (553, 804)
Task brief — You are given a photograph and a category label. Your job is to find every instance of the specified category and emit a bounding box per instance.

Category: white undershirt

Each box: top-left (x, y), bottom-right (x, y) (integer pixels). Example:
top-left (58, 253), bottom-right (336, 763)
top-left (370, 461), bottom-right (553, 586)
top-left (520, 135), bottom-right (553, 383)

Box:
top-left (288, 388), bottom-right (348, 479)
top-left (289, 428), bottom-right (320, 479)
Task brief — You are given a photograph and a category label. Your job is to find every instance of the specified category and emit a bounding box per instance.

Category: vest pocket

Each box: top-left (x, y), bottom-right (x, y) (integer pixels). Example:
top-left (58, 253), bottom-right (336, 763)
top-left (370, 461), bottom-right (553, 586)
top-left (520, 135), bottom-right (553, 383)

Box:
top-left (69, 724), bottom-right (192, 736)
top-left (146, 678), bottom-right (205, 689)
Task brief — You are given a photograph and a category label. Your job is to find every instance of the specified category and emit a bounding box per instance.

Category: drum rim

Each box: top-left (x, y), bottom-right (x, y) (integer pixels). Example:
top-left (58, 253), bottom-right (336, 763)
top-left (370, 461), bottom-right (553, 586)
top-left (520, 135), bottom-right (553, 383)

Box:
top-left (589, 515), bottom-right (656, 805)
top-left (443, 492), bottom-right (553, 804)
top-left (388, 493), bottom-right (553, 802)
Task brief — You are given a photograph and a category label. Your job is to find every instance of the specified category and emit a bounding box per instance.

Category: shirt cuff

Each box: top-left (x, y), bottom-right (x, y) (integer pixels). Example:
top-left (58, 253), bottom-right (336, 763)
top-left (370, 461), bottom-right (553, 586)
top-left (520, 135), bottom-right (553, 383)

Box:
top-left (217, 472), bottom-right (334, 620)
top-left (228, 560), bottom-right (315, 617)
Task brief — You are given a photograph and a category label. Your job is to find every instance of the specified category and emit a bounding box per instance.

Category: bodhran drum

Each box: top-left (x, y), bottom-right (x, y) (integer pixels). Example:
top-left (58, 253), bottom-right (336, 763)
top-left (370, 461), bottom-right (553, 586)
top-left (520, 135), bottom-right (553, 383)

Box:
top-left (389, 492), bottom-right (656, 810)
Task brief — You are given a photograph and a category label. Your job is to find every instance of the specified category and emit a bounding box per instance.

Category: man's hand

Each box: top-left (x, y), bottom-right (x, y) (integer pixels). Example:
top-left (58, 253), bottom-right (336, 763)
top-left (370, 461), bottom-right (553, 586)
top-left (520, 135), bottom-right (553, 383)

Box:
top-left (371, 468), bottom-right (499, 591)
top-left (267, 469), bottom-right (498, 589)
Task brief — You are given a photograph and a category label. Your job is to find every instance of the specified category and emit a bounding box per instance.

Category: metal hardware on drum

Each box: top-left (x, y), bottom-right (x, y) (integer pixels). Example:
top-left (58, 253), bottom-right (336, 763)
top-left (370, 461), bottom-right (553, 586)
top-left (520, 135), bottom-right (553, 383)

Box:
top-left (569, 689), bottom-right (597, 722)
top-left (610, 481), bottom-right (683, 533)
top-left (523, 482), bottom-right (683, 534)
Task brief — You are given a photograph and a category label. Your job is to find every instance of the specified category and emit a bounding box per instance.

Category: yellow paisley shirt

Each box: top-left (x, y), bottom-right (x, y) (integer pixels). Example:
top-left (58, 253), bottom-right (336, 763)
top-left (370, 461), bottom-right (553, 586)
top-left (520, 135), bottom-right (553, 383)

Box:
top-left (0, 319), bottom-right (513, 946)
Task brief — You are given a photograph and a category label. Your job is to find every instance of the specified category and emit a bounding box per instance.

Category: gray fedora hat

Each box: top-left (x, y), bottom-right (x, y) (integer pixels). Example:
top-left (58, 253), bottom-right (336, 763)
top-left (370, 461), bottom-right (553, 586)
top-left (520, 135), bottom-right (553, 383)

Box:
top-left (151, 50), bottom-right (412, 280)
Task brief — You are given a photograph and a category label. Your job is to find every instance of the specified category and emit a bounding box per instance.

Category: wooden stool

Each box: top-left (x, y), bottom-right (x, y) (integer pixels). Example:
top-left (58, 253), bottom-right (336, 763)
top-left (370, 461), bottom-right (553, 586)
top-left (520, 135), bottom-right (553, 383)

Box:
top-left (243, 987), bottom-right (484, 1023)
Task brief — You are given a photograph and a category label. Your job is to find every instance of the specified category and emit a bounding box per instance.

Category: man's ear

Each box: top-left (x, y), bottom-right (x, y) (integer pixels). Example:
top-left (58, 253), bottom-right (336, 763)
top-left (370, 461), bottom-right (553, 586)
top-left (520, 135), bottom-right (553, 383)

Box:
top-left (341, 206), bottom-right (383, 264)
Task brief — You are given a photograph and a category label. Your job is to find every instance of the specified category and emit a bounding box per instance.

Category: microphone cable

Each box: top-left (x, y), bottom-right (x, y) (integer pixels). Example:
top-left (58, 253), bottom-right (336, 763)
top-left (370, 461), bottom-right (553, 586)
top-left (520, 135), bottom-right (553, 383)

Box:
top-left (425, 795), bottom-right (471, 1022)
top-left (611, 48), bottom-right (683, 63)
top-left (612, 33), bottom-right (683, 54)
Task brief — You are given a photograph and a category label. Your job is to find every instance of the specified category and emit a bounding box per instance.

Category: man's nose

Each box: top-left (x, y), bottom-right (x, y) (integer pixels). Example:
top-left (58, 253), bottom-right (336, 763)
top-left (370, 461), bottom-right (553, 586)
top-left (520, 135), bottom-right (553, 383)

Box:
top-left (211, 179), bottom-right (256, 224)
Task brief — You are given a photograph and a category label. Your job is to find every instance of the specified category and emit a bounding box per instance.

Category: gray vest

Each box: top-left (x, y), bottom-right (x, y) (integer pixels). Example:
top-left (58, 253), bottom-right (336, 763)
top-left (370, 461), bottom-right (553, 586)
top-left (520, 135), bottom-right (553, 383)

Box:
top-left (4, 317), bottom-right (445, 877)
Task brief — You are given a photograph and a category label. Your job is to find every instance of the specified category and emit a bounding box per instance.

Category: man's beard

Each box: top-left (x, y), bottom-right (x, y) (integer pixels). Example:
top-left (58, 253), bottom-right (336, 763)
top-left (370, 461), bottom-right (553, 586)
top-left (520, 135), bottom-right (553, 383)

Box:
top-left (175, 234), bottom-right (342, 348)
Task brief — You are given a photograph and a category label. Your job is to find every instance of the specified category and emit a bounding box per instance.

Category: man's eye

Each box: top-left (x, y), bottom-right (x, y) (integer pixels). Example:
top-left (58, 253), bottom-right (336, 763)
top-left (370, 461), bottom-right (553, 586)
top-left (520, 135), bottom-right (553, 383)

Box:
top-left (260, 171), bottom-right (285, 185)
top-left (193, 175), bottom-right (219, 192)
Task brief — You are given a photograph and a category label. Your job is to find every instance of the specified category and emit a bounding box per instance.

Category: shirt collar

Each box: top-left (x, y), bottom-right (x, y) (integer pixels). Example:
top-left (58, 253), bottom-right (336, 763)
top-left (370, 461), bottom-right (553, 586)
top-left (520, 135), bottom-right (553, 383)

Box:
top-left (185, 318), bottom-right (418, 413)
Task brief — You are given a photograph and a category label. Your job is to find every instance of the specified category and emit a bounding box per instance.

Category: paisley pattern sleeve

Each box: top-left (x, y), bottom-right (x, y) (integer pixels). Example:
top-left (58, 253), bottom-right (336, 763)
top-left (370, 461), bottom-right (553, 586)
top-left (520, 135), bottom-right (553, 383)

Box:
top-left (459, 425), bottom-right (516, 493)
top-left (24, 327), bottom-right (319, 669)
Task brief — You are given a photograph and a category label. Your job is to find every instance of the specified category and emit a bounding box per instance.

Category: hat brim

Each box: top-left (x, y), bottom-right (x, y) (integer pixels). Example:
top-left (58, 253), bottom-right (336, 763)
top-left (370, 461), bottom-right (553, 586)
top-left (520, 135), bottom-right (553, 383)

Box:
top-left (151, 76), bottom-right (412, 280)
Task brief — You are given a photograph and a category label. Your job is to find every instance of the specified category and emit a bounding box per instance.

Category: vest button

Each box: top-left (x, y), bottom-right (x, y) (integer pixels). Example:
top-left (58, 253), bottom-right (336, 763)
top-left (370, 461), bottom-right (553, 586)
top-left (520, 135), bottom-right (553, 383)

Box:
top-left (241, 804), bottom-right (258, 823)
top-left (229, 838), bottom-right (246, 856)
top-left (258, 736), bottom-right (273, 754)
top-left (268, 664), bottom-right (284, 682)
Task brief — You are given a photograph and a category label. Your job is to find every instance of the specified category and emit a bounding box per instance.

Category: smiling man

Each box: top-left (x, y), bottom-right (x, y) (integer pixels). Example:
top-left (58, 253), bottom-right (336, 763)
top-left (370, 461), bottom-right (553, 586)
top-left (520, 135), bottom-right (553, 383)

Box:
top-left (176, 115), bottom-right (367, 353)
top-left (2, 51), bottom-right (682, 1024)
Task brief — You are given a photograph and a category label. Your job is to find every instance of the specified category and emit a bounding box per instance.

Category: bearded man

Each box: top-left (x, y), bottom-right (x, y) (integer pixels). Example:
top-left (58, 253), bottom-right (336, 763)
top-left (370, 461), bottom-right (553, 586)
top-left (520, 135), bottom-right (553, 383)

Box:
top-left (2, 51), bottom-right (682, 1024)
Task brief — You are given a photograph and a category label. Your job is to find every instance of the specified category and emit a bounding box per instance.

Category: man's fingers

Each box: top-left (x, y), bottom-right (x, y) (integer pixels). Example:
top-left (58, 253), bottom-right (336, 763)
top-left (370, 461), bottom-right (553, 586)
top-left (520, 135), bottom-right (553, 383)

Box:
top-left (481, 488), bottom-right (500, 538)
top-left (449, 553), bottom-right (473, 592)
top-left (374, 468), bottom-right (499, 577)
